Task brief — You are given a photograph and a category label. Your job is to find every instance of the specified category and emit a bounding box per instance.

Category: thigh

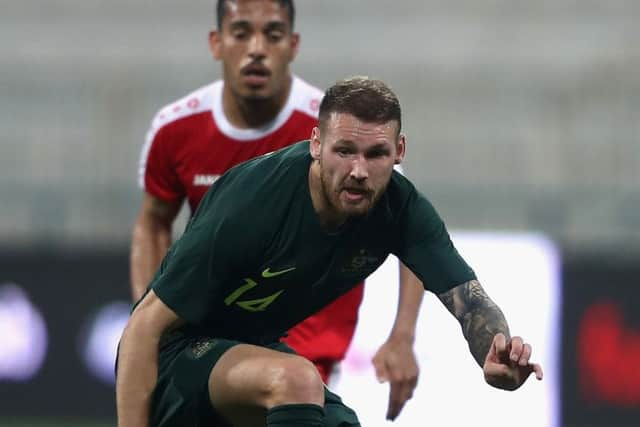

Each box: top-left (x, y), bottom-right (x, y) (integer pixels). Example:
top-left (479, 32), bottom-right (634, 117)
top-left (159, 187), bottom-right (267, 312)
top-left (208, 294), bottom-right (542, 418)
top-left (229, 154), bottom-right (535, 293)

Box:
top-left (152, 337), bottom-right (239, 427)
top-left (208, 341), bottom-right (321, 425)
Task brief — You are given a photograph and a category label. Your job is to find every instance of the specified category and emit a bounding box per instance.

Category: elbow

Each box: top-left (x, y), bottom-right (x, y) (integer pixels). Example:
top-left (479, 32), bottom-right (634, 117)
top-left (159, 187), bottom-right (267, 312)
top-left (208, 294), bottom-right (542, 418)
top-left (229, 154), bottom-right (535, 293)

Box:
top-left (133, 213), bottom-right (166, 239)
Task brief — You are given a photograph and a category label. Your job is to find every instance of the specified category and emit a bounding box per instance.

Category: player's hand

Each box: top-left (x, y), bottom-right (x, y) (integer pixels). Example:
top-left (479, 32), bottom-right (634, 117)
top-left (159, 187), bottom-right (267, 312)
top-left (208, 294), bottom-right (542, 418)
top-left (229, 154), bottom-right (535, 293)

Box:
top-left (483, 333), bottom-right (543, 391)
top-left (372, 335), bottom-right (419, 421)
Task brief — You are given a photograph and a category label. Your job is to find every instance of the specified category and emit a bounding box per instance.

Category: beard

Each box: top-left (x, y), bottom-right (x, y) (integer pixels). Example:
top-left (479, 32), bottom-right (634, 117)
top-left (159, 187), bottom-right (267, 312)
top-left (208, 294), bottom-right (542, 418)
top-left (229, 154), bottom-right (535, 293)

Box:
top-left (319, 164), bottom-right (377, 219)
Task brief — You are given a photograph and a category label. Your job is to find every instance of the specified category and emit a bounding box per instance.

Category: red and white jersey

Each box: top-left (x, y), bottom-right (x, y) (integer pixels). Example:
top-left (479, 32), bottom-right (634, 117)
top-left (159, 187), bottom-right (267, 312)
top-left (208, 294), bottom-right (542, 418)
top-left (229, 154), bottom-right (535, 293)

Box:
top-left (139, 75), bottom-right (323, 213)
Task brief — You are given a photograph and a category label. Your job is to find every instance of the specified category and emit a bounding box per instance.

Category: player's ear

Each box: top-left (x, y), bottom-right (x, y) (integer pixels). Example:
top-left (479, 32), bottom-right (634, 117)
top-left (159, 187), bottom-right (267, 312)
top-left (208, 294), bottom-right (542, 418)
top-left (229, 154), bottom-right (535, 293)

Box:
top-left (288, 32), bottom-right (300, 62)
top-left (310, 127), bottom-right (321, 160)
top-left (394, 133), bottom-right (406, 164)
top-left (209, 30), bottom-right (222, 60)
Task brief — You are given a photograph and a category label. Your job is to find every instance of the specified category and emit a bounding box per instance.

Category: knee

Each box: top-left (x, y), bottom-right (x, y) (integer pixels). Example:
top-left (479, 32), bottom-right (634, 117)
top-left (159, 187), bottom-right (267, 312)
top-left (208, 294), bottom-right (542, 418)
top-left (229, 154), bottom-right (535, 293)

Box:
top-left (263, 356), bottom-right (325, 407)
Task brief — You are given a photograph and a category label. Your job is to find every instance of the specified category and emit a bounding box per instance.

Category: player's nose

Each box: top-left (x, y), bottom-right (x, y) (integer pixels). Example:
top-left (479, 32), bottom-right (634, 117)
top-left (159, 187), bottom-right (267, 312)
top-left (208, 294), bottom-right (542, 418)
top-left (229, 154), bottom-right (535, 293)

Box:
top-left (248, 34), bottom-right (267, 58)
top-left (349, 155), bottom-right (368, 181)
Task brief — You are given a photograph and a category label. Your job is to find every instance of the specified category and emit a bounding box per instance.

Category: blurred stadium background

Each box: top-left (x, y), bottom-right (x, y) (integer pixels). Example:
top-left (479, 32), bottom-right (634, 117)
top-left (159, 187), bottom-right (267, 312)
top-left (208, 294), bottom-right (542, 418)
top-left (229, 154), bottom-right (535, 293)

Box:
top-left (1, 1), bottom-right (638, 426)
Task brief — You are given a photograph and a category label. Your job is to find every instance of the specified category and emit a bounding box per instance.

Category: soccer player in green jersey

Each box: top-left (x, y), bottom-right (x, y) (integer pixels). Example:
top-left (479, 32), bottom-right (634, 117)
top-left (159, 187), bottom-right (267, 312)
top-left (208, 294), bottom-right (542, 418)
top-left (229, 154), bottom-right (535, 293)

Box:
top-left (116, 76), bottom-right (543, 427)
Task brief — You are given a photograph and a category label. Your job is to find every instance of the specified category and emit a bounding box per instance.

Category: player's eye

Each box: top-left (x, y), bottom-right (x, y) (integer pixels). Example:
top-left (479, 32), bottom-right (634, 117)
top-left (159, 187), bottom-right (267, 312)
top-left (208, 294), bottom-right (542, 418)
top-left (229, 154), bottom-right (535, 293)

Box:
top-left (335, 147), bottom-right (352, 157)
top-left (366, 148), bottom-right (390, 159)
top-left (266, 30), bottom-right (285, 42)
top-left (232, 30), bottom-right (249, 40)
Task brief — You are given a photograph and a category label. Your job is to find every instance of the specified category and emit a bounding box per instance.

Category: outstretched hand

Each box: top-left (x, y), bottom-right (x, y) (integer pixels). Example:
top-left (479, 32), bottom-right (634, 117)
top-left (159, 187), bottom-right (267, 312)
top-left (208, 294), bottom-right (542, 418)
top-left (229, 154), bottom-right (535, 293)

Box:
top-left (483, 333), bottom-right (543, 391)
top-left (372, 337), bottom-right (419, 421)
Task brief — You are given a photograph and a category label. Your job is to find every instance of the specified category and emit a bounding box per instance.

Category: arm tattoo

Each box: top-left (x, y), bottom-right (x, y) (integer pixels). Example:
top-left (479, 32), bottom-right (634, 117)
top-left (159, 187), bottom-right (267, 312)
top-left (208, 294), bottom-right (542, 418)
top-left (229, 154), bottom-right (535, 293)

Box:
top-left (437, 280), bottom-right (510, 367)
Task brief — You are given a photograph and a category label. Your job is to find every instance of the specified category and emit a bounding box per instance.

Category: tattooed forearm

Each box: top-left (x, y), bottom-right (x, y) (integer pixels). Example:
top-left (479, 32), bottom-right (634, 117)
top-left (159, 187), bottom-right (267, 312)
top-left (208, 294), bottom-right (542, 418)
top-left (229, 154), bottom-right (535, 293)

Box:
top-left (437, 280), bottom-right (510, 367)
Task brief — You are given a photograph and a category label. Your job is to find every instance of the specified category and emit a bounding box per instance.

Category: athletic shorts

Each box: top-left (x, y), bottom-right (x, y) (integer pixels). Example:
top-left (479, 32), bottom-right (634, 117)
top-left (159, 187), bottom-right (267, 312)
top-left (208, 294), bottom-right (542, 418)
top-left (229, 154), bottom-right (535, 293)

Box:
top-left (151, 336), bottom-right (361, 427)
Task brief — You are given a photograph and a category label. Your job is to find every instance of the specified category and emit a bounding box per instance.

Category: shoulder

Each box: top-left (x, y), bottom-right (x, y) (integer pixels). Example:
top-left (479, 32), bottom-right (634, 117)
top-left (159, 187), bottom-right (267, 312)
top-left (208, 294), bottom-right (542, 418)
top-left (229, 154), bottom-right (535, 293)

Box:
top-left (202, 142), bottom-right (309, 207)
top-left (146, 81), bottom-right (219, 142)
top-left (139, 81), bottom-right (218, 166)
top-left (386, 171), bottom-right (440, 219)
top-left (288, 75), bottom-right (324, 120)
top-left (387, 170), bottom-right (418, 203)
top-left (137, 82), bottom-right (219, 189)
top-left (224, 141), bottom-right (310, 190)
top-left (194, 142), bottom-right (310, 237)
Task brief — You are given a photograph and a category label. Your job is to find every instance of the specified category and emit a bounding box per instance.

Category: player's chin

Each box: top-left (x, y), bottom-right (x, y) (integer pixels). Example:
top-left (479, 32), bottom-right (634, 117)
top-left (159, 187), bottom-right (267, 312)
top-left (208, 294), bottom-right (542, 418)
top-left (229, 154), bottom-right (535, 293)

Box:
top-left (241, 85), bottom-right (273, 100)
top-left (341, 201), bottom-right (373, 217)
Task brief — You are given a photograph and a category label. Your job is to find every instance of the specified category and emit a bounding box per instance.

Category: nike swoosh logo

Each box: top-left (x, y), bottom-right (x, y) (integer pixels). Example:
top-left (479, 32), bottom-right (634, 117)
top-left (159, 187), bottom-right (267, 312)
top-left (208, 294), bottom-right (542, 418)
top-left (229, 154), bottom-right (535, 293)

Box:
top-left (262, 267), bottom-right (296, 278)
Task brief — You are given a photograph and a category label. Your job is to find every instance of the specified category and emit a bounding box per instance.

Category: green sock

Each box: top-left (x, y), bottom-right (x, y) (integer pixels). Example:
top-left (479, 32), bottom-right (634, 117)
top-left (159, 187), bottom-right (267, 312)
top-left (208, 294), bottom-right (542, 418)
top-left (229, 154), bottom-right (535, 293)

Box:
top-left (266, 403), bottom-right (324, 426)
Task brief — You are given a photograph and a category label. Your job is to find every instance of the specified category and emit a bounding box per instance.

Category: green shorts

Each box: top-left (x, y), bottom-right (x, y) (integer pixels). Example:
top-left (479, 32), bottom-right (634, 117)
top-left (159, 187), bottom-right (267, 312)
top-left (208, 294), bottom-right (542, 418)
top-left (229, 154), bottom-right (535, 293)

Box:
top-left (151, 336), bottom-right (360, 427)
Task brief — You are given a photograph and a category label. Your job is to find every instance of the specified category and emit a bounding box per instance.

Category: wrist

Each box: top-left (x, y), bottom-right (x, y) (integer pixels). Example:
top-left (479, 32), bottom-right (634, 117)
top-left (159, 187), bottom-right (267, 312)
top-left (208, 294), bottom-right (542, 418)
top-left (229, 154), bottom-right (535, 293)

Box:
top-left (388, 329), bottom-right (415, 344)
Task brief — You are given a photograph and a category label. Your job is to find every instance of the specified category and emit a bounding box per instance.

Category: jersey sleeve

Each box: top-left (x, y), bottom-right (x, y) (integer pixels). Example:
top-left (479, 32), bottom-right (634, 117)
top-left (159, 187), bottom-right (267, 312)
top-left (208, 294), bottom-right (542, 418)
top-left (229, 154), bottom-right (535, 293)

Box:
top-left (395, 188), bottom-right (476, 295)
top-left (138, 116), bottom-right (185, 203)
top-left (150, 221), bottom-right (217, 324)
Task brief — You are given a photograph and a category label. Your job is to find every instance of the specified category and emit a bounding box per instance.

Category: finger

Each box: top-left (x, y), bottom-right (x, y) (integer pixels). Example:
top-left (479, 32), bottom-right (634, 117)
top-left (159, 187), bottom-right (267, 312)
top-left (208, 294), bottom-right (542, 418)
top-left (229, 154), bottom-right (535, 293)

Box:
top-left (518, 343), bottom-right (532, 366)
top-left (492, 333), bottom-right (510, 363)
top-left (386, 382), bottom-right (401, 420)
top-left (531, 363), bottom-right (544, 380)
top-left (517, 362), bottom-right (543, 386)
top-left (386, 368), bottom-right (413, 419)
top-left (493, 333), bottom-right (507, 353)
top-left (373, 359), bottom-right (389, 383)
top-left (509, 336), bottom-right (524, 363)
top-left (386, 379), bottom-right (412, 420)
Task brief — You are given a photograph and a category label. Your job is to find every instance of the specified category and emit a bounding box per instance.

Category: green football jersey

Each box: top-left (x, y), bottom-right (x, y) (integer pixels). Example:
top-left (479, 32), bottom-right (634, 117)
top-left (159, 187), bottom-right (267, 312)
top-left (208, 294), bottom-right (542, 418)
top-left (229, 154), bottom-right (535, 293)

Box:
top-left (151, 140), bottom-right (475, 343)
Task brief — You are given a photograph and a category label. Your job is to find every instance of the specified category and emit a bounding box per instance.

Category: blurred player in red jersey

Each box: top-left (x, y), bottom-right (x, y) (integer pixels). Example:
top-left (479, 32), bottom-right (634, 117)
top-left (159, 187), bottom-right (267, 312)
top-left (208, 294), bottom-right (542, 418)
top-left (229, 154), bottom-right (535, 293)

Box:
top-left (130, 0), bottom-right (424, 411)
